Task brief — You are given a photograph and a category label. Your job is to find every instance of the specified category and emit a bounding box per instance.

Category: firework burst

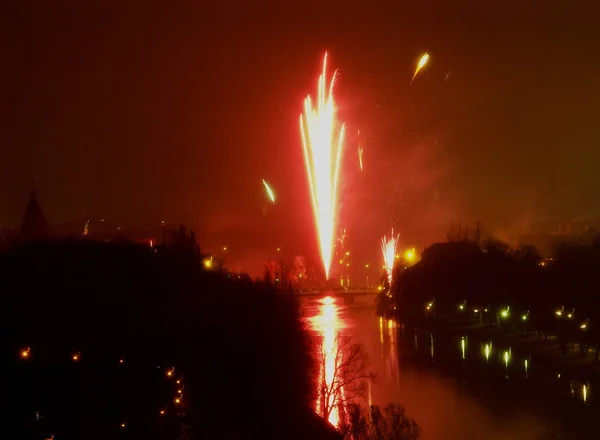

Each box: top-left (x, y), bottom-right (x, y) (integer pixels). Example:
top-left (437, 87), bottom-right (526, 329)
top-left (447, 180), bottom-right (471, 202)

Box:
top-left (300, 53), bottom-right (346, 279)
top-left (381, 229), bottom-right (399, 288)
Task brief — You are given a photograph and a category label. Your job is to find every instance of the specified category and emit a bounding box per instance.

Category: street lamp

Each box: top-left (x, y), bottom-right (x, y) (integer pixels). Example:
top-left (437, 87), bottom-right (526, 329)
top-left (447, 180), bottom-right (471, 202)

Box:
top-left (203, 257), bottom-right (214, 269)
top-left (404, 247), bottom-right (417, 265)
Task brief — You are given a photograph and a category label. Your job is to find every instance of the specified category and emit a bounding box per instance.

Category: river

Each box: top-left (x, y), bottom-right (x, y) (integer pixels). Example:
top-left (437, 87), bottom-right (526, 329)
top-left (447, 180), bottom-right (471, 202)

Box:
top-left (305, 295), bottom-right (599, 440)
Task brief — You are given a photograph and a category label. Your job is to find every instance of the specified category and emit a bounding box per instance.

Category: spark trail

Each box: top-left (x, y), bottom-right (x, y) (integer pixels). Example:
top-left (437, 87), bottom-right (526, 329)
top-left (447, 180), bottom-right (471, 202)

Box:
top-left (381, 229), bottom-right (399, 289)
top-left (357, 129), bottom-right (364, 171)
top-left (300, 53), bottom-right (346, 279)
top-left (262, 179), bottom-right (276, 203)
top-left (358, 144), bottom-right (364, 171)
top-left (411, 52), bottom-right (430, 84)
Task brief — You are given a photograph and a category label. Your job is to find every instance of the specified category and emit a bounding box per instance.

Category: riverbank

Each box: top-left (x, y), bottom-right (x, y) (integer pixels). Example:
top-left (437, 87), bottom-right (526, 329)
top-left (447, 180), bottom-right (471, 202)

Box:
top-left (415, 320), bottom-right (600, 383)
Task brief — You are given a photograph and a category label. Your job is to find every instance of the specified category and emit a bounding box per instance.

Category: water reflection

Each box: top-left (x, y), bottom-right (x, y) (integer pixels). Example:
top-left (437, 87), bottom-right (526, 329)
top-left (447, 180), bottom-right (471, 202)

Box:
top-left (378, 318), bottom-right (399, 381)
top-left (570, 381), bottom-right (592, 405)
top-left (414, 328), bottom-right (418, 350)
top-left (430, 333), bottom-right (434, 360)
top-left (304, 298), bottom-right (598, 439)
top-left (483, 342), bottom-right (491, 362)
top-left (388, 319), bottom-right (398, 381)
top-left (307, 296), bottom-right (344, 426)
top-left (503, 349), bottom-right (511, 369)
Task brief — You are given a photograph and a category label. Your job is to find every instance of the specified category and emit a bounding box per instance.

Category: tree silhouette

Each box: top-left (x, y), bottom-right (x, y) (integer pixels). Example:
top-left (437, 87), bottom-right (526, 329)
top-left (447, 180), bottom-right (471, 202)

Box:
top-left (389, 232), bottom-right (600, 362)
top-left (338, 403), bottom-right (421, 440)
top-left (316, 335), bottom-right (374, 424)
top-left (0, 238), bottom-right (338, 440)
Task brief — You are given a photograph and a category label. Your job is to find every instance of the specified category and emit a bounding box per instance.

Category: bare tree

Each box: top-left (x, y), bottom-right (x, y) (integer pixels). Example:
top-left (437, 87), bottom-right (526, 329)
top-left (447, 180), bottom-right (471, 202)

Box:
top-left (316, 335), bottom-right (375, 423)
top-left (339, 403), bottom-right (421, 440)
top-left (447, 221), bottom-right (469, 242)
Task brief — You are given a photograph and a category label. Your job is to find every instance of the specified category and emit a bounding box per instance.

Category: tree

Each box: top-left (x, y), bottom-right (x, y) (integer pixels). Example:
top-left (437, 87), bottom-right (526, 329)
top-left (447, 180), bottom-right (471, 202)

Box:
top-left (0, 240), bottom-right (332, 439)
top-left (376, 291), bottom-right (393, 317)
top-left (338, 403), bottom-right (421, 440)
top-left (316, 335), bottom-right (375, 424)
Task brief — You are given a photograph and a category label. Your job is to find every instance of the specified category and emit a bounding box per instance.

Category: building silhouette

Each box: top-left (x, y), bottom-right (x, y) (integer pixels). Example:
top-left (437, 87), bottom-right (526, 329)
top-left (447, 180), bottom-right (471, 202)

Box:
top-left (20, 191), bottom-right (49, 241)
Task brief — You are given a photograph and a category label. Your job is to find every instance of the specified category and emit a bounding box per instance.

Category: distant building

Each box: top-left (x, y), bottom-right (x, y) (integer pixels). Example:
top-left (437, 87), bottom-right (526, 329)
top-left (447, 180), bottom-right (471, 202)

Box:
top-left (7, 191), bottom-right (170, 250)
top-left (20, 191), bottom-right (49, 242)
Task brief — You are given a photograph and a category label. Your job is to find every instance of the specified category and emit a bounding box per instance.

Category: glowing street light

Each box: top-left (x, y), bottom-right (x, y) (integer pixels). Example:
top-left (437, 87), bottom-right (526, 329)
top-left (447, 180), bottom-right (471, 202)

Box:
top-left (403, 247), bottom-right (418, 265)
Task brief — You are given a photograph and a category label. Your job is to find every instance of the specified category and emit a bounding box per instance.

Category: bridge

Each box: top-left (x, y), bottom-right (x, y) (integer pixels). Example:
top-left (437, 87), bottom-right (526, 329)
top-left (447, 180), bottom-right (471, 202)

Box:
top-left (295, 288), bottom-right (380, 306)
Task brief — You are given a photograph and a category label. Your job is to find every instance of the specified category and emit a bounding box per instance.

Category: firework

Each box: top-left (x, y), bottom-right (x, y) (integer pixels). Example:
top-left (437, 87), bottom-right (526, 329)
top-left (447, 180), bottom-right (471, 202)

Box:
top-left (381, 229), bottom-right (399, 288)
top-left (357, 129), bottom-right (363, 171)
top-left (411, 52), bottom-right (430, 84)
top-left (262, 179), bottom-right (276, 203)
top-left (300, 53), bottom-right (346, 279)
top-left (358, 144), bottom-right (364, 171)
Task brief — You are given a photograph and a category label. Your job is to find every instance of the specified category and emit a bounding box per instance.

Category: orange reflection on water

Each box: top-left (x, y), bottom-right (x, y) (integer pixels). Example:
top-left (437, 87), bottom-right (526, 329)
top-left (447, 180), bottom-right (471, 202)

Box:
top-left (386, 319), bottom-right (398, 381)
top-left (378, 318), bottom-right (399, 380)
top-left (308, 296), bottom-right (344, 426)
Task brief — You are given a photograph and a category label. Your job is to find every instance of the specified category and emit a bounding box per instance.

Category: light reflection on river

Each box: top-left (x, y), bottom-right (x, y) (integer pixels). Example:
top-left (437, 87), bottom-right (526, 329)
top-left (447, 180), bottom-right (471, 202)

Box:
top-left (308, 296), bottom-right (344, 426)
top-left (304, 296), bottom-right (597, 440)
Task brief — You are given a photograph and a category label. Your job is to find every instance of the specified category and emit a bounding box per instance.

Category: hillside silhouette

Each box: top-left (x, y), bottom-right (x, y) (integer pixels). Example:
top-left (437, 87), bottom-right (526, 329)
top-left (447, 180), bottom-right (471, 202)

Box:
top-left (0, 229), bottom-right (338, 440)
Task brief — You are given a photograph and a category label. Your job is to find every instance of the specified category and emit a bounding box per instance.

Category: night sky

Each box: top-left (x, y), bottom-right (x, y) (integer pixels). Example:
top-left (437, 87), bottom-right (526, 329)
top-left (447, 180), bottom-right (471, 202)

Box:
top-left (1, 2), bottom-right (598, 273)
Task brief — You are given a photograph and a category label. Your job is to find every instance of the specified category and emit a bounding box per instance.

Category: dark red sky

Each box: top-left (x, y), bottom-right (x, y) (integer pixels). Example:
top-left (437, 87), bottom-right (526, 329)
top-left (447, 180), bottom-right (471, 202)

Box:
top-left (1, 1), bottom-right (598, 273)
